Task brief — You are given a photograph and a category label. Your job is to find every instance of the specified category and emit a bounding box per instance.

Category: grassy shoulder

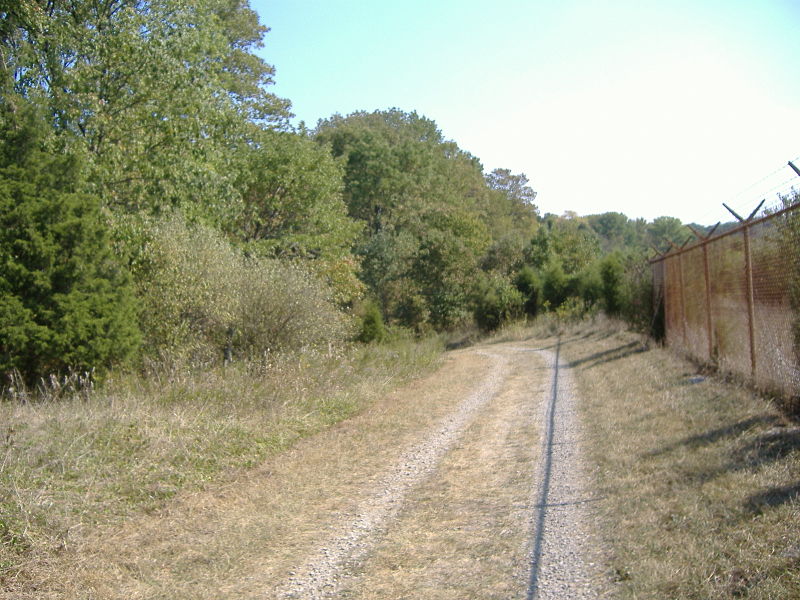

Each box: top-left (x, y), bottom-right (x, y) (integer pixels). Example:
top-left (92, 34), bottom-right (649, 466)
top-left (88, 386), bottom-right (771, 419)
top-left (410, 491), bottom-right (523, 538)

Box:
top-left (0, 336), bottom-right (443, 589)
top-left (560, 319), bottom-right (799, 599)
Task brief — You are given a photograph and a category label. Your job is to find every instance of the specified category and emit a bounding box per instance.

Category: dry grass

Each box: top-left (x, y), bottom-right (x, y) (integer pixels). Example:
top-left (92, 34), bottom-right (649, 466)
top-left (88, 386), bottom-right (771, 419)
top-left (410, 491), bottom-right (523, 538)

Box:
top-left (338, 345), bottom-right (548, 599)
top-left (485, 312), bottom-right (626, 345)
top-left (0, 337), bottom-right (443, 595)
top-left (561, 323), bottom-right (800, 599)
top-left (0, 336), bottom-right (554, 599)
top-left (6, 313), bottom-right (797, 599)
top-left (1, 341), bottom-right (485, 599)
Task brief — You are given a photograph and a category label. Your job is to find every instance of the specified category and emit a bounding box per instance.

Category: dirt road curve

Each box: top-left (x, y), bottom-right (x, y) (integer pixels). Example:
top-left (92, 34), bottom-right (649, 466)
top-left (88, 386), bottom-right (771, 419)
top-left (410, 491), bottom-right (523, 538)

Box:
top-left (38, 340), bottom-right (610, 599)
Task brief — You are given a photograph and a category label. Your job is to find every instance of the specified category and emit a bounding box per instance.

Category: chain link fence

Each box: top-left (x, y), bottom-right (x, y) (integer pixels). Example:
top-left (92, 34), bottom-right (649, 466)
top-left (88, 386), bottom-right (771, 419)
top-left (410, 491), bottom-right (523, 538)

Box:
top-left (651, 200), bottom-right (800, 404)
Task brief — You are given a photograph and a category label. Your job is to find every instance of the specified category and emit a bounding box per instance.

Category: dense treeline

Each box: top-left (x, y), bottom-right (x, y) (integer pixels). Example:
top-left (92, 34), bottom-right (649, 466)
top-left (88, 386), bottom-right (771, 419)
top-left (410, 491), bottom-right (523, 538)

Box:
top-left (1, 0), bottom-right (690, 387)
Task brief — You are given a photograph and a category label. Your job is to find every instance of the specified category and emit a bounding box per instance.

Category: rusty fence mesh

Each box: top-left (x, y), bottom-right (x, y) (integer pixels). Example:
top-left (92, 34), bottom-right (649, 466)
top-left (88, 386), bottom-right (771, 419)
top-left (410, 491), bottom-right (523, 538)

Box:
top-left (652, 202), bottom-right (800, 400)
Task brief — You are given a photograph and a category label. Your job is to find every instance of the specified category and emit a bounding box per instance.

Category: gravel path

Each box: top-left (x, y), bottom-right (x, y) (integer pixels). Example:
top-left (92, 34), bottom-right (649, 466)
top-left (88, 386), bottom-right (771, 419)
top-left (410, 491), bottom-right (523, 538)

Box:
top-left (18, 340), bottom-right (611, 599)
top-left (277, 342), bottom-right (610, 599)
top-left (277, 351), bottom-right (509, 599)
top-left (526, 341), bottom-right (611, 599)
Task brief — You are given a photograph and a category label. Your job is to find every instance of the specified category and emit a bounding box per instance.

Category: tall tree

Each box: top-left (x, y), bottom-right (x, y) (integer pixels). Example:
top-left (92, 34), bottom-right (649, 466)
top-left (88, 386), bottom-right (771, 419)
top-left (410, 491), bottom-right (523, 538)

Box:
top-left (648, 216), bottom-right (688, 252)
top-left (315, 109), bottom-right (492, 329)
top-left (531, 213), bottom-right (601, 275)
top-left (486, 169), bottom-right (538, 212)
top-left (232, 128), bottom-right (363, 303)
top-left (1, 0), bottom-right (290, 214)
top-left (482, 168), bottom-right (539, 274)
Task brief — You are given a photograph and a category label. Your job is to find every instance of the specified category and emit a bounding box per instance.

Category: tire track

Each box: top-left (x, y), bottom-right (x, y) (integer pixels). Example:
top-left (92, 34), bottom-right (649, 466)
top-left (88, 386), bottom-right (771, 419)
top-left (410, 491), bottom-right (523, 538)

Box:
top-left (526, 340), bottom-right (610, 599)
top-left (277, 351), bottom-right (509, 599)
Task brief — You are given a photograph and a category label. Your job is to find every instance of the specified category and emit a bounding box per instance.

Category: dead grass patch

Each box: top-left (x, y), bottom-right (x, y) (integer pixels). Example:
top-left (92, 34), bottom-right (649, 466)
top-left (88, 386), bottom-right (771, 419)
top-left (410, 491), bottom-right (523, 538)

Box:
top-left (561, 324), bottom-right (800, 599)
top-left (0, 337), bottom-right (443, 597)
top-left (337, 346), bottom-right (548, 599)
top-left (0, 340), bottom-right (499, 598)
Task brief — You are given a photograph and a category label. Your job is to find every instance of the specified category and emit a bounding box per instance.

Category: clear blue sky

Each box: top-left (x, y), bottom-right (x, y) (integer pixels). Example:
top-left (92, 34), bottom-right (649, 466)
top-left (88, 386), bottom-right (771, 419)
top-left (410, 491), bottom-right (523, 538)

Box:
top-left (251, 0), bottom-right (800, 225)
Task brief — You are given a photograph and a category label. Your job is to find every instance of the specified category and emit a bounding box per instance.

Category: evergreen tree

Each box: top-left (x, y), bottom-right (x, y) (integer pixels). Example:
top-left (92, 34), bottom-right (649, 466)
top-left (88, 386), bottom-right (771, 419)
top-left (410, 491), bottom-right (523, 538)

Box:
top-left (357, 300), bottom-right (386, 343)
top-left (0, 106), bottom-right (139, 384)
top-left (514, 266), bottom-right (541, 317)
top-left (599, 253), bottom-right (625, 315)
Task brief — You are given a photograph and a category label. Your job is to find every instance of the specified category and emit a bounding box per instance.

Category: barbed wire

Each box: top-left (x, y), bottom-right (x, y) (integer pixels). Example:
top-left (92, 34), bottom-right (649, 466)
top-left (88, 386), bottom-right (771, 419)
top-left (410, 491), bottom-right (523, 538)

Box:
top-left (728, 161), bottom-right (792, 201)
top-left (690, 156), bottom-right (800, 225)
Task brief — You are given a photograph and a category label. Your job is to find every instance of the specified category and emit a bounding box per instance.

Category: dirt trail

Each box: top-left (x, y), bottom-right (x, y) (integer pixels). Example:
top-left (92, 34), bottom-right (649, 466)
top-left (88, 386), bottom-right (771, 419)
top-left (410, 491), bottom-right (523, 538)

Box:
top-left (23, 339), bottom-right (610, 599)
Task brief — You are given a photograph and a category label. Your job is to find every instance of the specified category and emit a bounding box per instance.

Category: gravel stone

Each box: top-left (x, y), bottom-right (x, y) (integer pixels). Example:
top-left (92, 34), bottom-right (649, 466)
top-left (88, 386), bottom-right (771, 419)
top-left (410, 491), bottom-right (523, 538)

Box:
top-left (526, 343), bottom-right (612, 599)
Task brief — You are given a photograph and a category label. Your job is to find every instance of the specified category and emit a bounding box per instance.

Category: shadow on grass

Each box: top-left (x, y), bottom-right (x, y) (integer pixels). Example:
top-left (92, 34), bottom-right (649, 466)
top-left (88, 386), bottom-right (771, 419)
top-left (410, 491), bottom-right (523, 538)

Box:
top-left (527, 342), bottom-right (561, 352)
top-left (745, 482), bottom-right (800, 514)
top-left (646, 419), bottom-right (800, 513)
top-left (732, 426), bottom-right (800, 467)
top-left (645, 415), bottom-right (782, 457)
top-left (445, 338), bottom-right (477, 351)
top-left (565, 340), bottom-right (647, 369)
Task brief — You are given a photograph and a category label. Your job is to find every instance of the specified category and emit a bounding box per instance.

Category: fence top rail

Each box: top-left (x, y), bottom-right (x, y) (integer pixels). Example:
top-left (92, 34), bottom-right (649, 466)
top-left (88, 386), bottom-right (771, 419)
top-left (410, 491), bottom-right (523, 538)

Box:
top-left (649, 200), bottom-right (800, 264)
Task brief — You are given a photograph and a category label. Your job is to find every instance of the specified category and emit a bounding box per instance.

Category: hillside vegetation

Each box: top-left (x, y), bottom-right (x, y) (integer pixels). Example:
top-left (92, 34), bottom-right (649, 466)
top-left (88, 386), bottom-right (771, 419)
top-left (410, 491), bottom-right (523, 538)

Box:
top-left (1, 0), bottom-right (699, 390)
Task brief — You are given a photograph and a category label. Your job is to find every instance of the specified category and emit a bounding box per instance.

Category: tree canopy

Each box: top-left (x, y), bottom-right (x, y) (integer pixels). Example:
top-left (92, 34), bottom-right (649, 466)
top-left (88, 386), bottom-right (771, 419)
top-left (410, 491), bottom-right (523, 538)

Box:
top-left (2, 0), bottom-right (290, 215)
top-left (315, 109), bottom-right (497, 329)
top-left (0, 2), bottom-right (694, 383)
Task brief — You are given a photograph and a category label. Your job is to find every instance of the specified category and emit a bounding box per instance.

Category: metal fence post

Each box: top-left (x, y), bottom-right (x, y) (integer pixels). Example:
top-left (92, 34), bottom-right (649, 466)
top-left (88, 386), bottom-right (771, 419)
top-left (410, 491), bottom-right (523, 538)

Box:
top-left (652, 196), bottom-right (800, 399)
top-left (702, 242), bottom-right (714, 361)
top-left (657, 259), bottom-right (666, 339)
top-left (743, 224), bottom-right (757, 378)
top-left (724, 202), bottom-right (763, 380)
top-left (677, 252), bottom-right (687, 347)
top-left (688, 224), bottom-right (720, 363)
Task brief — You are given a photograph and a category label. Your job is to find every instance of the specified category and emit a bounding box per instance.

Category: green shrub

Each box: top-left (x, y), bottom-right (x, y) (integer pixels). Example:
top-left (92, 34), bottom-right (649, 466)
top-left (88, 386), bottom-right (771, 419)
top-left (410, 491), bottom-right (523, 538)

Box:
top-left (572, 263), bottom-right (603, 308)
top-left (393, 285), bottom-right (431, 334)
top-left (474, 274), bottom-right (524, 332)
top-left (600, 253), bottom-right (625, 315)
top-left (121, 213), bottom-right (352, 364)
top-left (554, 296), bottom-right (594, 323)
top-left (236, 258), bottom-right (353, 355)
top-left (124, 213), bottom-right (237, 361)
top-left (357, 300), bottom-right (386, 343)
top-left (514, 266), bottom-right (541, 316)
top-left (541, 261), bottom-right (568, 309)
